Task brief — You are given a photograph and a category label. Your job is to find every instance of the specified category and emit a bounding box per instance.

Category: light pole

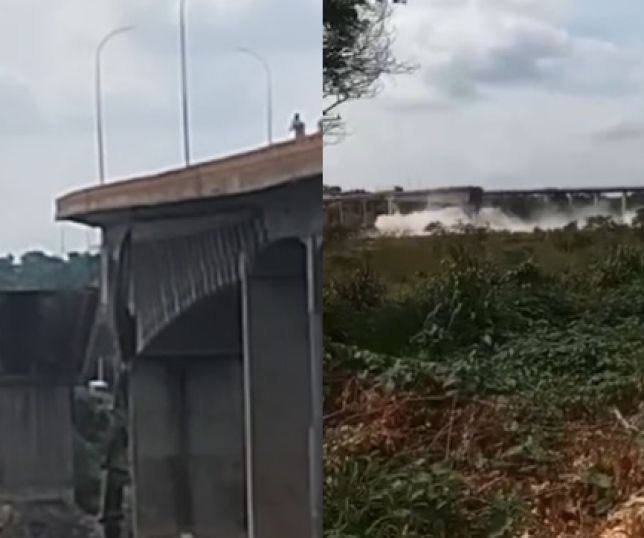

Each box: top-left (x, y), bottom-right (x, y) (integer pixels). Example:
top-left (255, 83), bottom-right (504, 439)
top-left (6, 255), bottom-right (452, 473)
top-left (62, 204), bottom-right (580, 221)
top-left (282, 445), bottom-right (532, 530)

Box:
top-left (179, 0), bottom-right (192, 166)
top-left (96, 26), bottom-right (133, 184)
top-left (237, 47), bottom-right (273, 145)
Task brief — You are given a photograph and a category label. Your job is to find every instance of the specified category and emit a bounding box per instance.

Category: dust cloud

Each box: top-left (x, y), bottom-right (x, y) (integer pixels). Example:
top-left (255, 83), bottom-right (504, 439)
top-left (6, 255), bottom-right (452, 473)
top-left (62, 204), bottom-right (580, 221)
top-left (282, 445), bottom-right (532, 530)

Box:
top-left (375, 204), bottom-right (639, 236)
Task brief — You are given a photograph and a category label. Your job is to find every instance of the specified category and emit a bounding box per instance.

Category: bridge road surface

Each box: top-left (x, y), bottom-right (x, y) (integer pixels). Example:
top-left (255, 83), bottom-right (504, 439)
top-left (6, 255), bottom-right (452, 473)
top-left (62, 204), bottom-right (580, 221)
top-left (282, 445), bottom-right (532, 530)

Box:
top-left (56, 133), bottom-right (323, 538)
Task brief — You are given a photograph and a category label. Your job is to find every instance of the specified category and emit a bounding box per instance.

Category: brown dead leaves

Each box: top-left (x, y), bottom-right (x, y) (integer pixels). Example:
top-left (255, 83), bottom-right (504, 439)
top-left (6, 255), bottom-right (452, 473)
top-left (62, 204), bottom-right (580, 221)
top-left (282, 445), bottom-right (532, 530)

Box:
top-left (325, 377), bottom-right (644, 537)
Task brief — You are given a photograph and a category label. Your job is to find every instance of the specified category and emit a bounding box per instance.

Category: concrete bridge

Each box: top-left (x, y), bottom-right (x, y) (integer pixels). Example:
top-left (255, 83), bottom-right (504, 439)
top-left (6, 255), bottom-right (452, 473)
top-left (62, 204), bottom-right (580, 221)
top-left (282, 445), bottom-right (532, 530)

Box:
top-left (0, 289), bottom-right (97, 504)
top-left (324, 186), bottom-right (483, 228)
top-left (324, 185), bottom-right (644, 229)
top-left (56, 134), bottom-right (323, 538)
top-left (484, 186), bottom-right (644, 217)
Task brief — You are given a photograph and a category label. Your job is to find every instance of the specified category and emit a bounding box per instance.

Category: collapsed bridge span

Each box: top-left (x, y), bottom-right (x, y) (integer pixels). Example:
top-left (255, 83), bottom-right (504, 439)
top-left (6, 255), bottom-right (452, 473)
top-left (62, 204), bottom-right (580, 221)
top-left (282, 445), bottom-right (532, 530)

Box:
top-left (324, 185), bottom-right (644, 230)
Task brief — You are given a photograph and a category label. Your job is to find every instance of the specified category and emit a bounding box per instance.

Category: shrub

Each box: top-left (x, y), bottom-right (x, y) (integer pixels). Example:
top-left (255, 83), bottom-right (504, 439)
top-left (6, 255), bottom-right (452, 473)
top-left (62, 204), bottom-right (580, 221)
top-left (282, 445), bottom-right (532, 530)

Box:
top-left (324, 454), bottom-right (521, 538)
top-left (591, 245), bottom-right (644, 287)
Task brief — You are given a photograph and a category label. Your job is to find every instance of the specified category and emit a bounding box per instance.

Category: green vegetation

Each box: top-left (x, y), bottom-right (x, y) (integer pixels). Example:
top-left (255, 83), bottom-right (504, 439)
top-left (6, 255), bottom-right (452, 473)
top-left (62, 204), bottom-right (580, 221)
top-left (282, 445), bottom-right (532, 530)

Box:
top-left (0, 251), bottom-right (98, 289)
top-left (73, 388), bottom-right (113, 515)
top-left (324, 223), bottom-right (644, 537)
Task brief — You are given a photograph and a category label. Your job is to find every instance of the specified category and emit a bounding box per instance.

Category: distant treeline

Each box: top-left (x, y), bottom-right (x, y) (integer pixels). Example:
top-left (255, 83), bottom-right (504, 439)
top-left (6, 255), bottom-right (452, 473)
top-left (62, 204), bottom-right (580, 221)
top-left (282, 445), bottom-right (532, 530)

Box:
top-left (0, 251), bottom-right (99, 290)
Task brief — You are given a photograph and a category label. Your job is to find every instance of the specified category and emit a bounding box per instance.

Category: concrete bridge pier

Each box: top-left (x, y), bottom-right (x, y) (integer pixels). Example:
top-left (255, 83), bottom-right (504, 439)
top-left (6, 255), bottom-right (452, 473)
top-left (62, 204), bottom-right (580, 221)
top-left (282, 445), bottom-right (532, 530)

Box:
top-left (0, 379), bottom-right (75, 503)
top-left (387, 196), bottom-right (397, 215)
top-left (241, 236), bottom-right (322, 538)
top-left (0, 291), bottom-right (97, 504)
top-left (361, 199), bottom-right (369, 227)
top-left (129, 235), bottom-right (322, 538)
top-left (130, 285), bottom-right (247, 538)
top-left (622, 192), bottom-right (628, 219)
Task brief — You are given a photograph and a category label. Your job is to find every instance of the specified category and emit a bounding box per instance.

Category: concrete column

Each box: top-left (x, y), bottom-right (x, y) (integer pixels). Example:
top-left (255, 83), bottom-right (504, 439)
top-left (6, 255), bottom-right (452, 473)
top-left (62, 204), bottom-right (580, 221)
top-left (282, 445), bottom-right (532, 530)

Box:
top-left (361, 199), bottom-right (369, 227)
top-left (622, 192), bottom-right (628, 218)
top-left (0, 380), bottom-right (74, 503)
top-left (387, 196), bottom-right (395, 215)
top-left (241, 238), bottom-right (316, 538)
top-left (100, 237), bottom-right (110, 306)
top-left (307, 237), bottom-right (323, 538)
top-left (594, 193), bottom-right (600, 208)
top-left (337, 202), bottom-right (344, 227)
top-left (130, 290), bottom-right (246, 538)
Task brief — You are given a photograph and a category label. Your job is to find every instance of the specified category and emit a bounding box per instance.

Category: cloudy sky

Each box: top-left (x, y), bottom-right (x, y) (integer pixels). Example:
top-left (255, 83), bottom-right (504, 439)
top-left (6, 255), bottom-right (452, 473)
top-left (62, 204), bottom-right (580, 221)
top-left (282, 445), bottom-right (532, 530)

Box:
top-left (0, 0), bottom-right (321, 254)
top-left (325, 0), bottom-right (644, 193)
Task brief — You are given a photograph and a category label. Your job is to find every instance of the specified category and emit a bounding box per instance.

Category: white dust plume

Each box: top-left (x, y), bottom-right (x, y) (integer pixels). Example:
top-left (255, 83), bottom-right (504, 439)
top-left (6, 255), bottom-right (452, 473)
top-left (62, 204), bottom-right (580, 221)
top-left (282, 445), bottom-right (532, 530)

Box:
top-left (375, 204), bottom-right (639, 236)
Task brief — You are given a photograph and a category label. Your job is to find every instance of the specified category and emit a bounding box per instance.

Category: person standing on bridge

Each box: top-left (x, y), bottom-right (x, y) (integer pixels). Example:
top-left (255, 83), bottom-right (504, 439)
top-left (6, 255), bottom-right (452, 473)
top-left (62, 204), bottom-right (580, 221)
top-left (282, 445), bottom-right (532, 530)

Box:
top-left (290, 112), bottom-right (306, 139)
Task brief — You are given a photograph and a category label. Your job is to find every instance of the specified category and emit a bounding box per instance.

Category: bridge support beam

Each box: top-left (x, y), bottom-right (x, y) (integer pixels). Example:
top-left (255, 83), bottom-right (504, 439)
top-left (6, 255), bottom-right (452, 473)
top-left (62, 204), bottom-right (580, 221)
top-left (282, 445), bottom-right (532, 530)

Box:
top-left (241, 237), bottom-right (321, 538)
top-left (130, 290), bottom-right (246, 538)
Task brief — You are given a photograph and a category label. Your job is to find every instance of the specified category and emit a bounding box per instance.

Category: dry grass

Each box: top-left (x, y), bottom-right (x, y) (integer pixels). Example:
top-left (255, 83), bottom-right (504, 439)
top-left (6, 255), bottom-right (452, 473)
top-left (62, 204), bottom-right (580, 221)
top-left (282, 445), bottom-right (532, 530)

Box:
top-left (325, 377), bottom-right (644, 537)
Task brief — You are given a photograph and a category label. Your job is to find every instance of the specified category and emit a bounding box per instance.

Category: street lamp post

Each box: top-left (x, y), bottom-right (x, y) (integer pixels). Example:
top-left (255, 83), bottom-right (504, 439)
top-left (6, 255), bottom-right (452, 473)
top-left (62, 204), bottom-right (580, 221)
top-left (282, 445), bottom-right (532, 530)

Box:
top-left (94, 26), bottom-right (133, 394)
top-left (237, 47), bottom-right (273, 145)
top-left (96, 26), bottom-right (133, 184)
top-left (179, 0), bottom-right (192, 166)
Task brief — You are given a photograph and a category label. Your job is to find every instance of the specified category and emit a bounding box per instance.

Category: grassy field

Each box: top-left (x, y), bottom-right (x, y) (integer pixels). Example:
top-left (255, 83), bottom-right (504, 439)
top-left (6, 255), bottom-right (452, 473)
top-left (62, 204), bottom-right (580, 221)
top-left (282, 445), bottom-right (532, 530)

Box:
top-left (323, 222), bottom-right (644, 537)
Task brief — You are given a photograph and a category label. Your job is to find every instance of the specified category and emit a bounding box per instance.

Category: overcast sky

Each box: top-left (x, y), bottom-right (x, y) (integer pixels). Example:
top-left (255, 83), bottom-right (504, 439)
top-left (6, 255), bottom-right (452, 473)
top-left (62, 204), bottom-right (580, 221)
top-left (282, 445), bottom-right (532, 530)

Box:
top-left (325, 0), bottom-right (644, 194)
top-left (0, 0), bottom-right (321, 255)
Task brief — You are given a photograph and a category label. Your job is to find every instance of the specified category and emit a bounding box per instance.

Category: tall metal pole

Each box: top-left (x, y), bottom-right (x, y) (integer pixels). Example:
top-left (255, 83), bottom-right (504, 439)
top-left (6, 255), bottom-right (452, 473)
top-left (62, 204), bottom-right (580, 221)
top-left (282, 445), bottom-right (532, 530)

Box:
top-left (237, 47), bottom-right (273, 145)
top-left (59, 224), bottom-right (66, 257)
top-left (179, 0), bottom-right (192, 165)
top-left (96, 26), bottom-right (133, 184)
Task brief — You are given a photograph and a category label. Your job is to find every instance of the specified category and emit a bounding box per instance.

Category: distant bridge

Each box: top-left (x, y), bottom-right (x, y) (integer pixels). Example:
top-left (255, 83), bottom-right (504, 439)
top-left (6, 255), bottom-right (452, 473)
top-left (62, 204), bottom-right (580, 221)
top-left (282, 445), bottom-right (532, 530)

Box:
top-left (486, 186), bottom-right (644, 196)
top-left (324, 185), bottom-right (644, 229)
top-left (324, 186), bottom-right (483, 228)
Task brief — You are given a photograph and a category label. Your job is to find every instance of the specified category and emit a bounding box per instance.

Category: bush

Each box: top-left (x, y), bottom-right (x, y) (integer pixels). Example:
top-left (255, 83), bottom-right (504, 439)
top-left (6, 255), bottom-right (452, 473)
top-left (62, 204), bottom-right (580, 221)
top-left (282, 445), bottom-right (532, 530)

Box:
top-left (73, 388), bottom-right (113, 515)
top-left (323, 226), bottom-right (644, 536)
top-left (324, 454), bottom-right (521, 538)
top-left (448, 318), bottom-right (644, 416)
top-left (590, 245), bottom-right (644, 287)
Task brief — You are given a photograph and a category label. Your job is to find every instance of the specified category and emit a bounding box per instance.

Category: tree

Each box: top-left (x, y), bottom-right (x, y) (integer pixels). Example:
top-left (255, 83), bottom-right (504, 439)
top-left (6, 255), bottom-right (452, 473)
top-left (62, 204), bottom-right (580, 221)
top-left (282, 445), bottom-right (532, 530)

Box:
top-left (323, 0), bottom-right (413, 138)
top-left (0, 250), bottom-right (98, 290)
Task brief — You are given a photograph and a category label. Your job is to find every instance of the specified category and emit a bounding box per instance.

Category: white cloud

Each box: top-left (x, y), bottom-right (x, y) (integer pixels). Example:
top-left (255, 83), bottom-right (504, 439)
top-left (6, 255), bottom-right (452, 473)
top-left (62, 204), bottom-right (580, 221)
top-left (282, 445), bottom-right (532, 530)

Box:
top-left (592, 121), bottom-right (644, 144)
top-left (383, 0), bottom-right (636, 108)
top-left (0, 73), bottom-right (45, 133)
top-left (325, 0), bottom-right (644, 194)
top-left (326, 88), bottom-right (644, 190)
top-left (0, 0), bottom-right (321, 254)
